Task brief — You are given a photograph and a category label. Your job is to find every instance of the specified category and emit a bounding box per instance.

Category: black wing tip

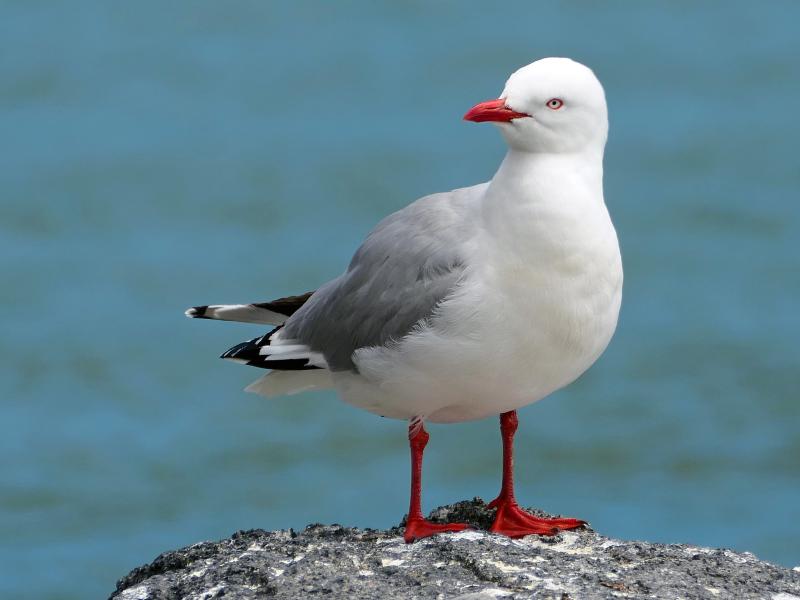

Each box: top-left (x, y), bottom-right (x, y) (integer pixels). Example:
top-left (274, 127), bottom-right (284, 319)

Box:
top-left (260, 358), bottom-right (320, 371)
top-left (220, 340), bottom-right (261, 361)
top-left (220, 327), bottom-right (322, 371)
top-left (185, 306), bottom-right (209, 319)
top-left (252, 291), bottom-right (315, 318)
top-left (221, 353), bottom-right (321, 371)
top-left (220, 340), bottom-right (321, 371)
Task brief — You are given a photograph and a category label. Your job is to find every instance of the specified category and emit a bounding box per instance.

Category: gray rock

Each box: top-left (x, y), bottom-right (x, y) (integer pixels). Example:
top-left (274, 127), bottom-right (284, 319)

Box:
top-left (110, 499), bottom-right (800, 600)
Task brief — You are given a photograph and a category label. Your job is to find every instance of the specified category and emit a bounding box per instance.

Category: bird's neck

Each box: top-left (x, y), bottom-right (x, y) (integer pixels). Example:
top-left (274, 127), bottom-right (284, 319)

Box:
top-left (490, 148), bottom-right (604, 202)
top-left (481, 148), bottom-right (608, 254)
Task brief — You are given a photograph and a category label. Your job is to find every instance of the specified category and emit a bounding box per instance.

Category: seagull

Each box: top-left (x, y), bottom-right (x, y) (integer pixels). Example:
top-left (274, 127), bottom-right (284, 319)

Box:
top-left (186, 57), bottom-right (623, 543)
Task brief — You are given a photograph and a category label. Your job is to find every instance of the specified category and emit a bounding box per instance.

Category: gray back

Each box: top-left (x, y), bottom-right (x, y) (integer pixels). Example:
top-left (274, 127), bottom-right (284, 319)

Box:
top-left (282, 184), bottom-right (486, 371)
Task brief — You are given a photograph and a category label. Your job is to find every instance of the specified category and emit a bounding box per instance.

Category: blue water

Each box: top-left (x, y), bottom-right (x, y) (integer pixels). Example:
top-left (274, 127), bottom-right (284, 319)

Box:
top-left (2, 2), bottom-right (799, 598)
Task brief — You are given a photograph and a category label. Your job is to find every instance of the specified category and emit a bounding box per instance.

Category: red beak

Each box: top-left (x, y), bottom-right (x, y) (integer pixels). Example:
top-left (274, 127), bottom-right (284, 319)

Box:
top-left (463, 98), bottom-right (529, 123)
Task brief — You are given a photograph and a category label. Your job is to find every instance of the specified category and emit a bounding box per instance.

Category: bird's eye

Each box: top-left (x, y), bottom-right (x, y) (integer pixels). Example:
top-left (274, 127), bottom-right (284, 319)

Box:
top-left (546, 98), bottom-right (564, 110)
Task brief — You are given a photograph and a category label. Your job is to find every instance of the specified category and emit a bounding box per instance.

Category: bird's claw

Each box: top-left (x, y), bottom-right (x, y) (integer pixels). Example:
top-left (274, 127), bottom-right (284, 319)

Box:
top-left (404, 517), bottom-right (470, 543)
top-left (489, 498), bottom-right (586, 538)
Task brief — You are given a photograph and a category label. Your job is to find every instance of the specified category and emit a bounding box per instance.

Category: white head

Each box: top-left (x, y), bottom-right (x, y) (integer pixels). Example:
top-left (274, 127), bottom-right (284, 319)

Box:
top-left (464, 57), bottom-right (608, 155)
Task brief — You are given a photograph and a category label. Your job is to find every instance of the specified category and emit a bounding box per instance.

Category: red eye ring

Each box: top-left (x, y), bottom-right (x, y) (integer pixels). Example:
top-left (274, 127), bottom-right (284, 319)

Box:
top-left (547, 98), bottom-right (564, 110)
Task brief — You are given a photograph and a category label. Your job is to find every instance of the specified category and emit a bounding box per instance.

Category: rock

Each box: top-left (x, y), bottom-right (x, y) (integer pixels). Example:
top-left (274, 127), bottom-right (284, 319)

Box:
top-left (110, 498), bottom-right (800, 600)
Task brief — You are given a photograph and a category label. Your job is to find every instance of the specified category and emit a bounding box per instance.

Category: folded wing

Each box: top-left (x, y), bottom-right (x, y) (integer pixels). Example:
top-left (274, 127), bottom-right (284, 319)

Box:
top-left (280, 185), bottom-right (484, 371)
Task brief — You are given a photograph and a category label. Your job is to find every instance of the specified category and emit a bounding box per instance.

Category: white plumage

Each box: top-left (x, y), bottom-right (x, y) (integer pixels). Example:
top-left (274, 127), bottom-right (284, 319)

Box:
top-left (188, 57), bottom-right (622, 425)
top-left (187, 57), bottom-right (624, 542)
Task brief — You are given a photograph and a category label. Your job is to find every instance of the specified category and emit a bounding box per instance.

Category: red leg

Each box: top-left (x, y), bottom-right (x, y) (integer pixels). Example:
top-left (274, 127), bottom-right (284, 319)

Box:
top-left (404, 420), bottom-right (469, 543)
top-left (488, 411), bottom-right (586, 537)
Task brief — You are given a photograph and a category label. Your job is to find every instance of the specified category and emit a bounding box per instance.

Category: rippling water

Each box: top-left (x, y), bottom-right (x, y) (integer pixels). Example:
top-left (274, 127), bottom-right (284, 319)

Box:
top-left (1, 2), bottom-right (799, 598)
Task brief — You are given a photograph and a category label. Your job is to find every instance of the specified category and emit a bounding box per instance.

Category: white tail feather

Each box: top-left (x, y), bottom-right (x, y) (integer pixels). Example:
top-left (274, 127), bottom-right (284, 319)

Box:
top-left (245, 370), bottom-right (334, 397)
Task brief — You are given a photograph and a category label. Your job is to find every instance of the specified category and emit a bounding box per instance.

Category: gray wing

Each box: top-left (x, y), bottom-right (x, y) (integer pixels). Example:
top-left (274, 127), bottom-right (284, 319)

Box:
top-left (281, 184), bottom-right (486, 371)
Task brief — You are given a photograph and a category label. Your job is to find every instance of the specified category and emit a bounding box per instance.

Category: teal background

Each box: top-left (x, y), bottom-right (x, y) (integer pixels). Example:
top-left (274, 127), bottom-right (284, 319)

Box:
top-left (1, 2), bottom-right (798, 598)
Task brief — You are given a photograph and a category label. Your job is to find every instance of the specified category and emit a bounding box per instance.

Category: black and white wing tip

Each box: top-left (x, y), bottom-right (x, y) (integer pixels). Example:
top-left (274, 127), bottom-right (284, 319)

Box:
top-left (220, 329), bottom-right (326, 371)
top-left (186, 291), bottom-right (324, 371)
top-left (184, 303), bottom-right (287, 325)
top-left (184, 292), bottom-right (314, 326)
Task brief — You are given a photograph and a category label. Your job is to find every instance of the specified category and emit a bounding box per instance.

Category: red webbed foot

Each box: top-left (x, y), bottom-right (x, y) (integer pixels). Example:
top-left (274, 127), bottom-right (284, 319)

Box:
top-left (488, 497), bottom-right (586, 538)
top-left (404, 517), bottom-right (469, 543)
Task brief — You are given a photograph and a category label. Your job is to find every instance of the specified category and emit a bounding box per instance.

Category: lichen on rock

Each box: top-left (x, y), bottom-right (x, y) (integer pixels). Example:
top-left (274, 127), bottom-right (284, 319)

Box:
top-left (110, 498), bottom-right (800, 600)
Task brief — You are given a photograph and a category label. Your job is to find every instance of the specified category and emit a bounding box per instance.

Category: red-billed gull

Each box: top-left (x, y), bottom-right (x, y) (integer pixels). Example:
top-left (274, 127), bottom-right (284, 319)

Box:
top-left (187, 57), bottom-right (623, 542)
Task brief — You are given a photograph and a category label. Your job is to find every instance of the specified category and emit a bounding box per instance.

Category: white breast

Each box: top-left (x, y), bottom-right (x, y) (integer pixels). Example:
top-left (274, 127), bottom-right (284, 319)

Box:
top-left (341, 208), bottom-right (621, 424)
top-left (341, 152), bottom-right (622, 424)
top-left (481, 206), bottom-right (623, 400)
